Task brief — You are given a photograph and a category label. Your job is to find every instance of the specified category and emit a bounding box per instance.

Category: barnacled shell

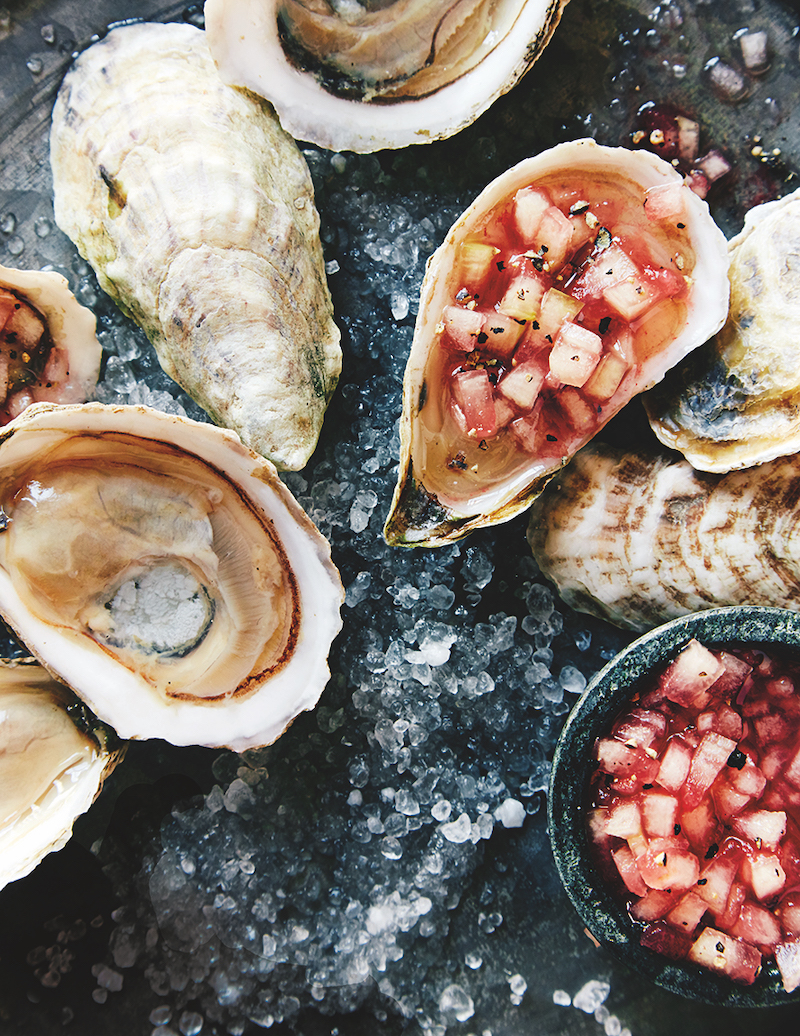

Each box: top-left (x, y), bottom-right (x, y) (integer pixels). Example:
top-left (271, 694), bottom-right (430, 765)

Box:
top-left (0, 658), bottom-right (121, 892)
top-left (204, 0), bottom-right (570, 153)
top-left (0, 263), bottom-right (101, 422)
top-left (384, 139), bottom-right (730, 547)
top-left (644, 185), bottom-right (800, 472)
top-left (527, 441), bottom-right (800, 632)
top-left (0, 402), bottom-right (343, 752)
top-left (49, 21), bottom-right (341, 472)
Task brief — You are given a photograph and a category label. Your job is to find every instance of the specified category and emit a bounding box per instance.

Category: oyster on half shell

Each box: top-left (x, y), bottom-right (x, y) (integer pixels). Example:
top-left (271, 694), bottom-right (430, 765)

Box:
top-left (384, 140), bottom-right (730, 547)
top-left (644, 186), bottom-right (800, 472)
top-left (50, 21), bottom-right (341, 472)
top-left (0, 658), bottom-right (121, 892)
top-left (0, 263), bottom-right (101, 423)
top-left (0, 403), bottom-right (343, 752)
top-left (204, 0), bottom-right (570, 153)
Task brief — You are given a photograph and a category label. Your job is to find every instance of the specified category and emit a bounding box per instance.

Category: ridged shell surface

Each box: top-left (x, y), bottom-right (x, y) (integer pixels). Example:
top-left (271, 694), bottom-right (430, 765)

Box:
top-left (527, 442), bottom-right (800, 632)
top-left (645, 185), bottom-right (800, 472)
top-left (205, 0), bottom-right (570, 153)
top-left (50, 21), bottom-right (341, 471)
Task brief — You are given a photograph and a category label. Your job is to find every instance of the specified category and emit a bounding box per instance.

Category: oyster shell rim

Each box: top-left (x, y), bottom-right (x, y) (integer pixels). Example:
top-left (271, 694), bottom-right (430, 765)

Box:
top-left (203, 0), bottom-right (571, 153)
top-left (0, 401), bottom-right (344, 752)
top-left (385, 138), bottom-right (732, 547)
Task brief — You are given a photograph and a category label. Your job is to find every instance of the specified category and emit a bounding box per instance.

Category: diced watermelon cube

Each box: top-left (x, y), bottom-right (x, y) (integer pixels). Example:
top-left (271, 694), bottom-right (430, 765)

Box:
top-left (641, 790), bottom-right (680, 839)
top-left (497, 270), bottom-right (547, 321)
top-left (602, 799), bottom-right (644, 840)
top-left (731, 900), bottom-right (782, 952)
top-left (482, 313), bottom-right (526, 358)
top-left (457, 240), bottom-right (500, 286)
top-left (666, 891), bottom-right (708, 934)
top-left (709, 651), bottom-right (753, 696)
top-left (637, 839), bottom-right (699, 891)
top-left (695, 852), bottom-right (739, 916)
top-left (784, 743), bottom-right (800, 790)
top-left (450, 369), bottom-right (497, 439)
top-left (688, 926), bottom-right (762, 984)
top-left (629, 887), bottom-right (677, 922)
top-left (727, 755), bottom-right (767, 799)
top-left (612, 707), bottom-right (668, 752)
top-left (731, 810), bottom-right (787, 850)
top-left (512, 187), bottom-right (552, 241)
top-left (643, 182), bottom-right (687, 222)
top-left (696, 703), bottom-right (743, 741)
top-left (656, 735), bottom-right (693, 792)
top-left (594, 737), bottom-right (659, 782)
top-left (639, 920), bottom-right (694, 960)
top-left (611, 843), bottom-right (648, 896)
top-left (556, 387), bottom-right (600, 433)
top-left (659, 640), bottom-right (726, 708)
top-left (442, 305), bottom-right (485, 351)
top-left (776, 940), bottom-right (800, 993)
top-left (779, 896), bottom-right (800, 938)
top-left (536, 205), bottom-right (575, 269)
top-left (718, 880), bottom-right (747, 931)
top-left (548, 322), bottom-right (603, 387)
top-left (683, 731), bottom-right (739, 809)
top-left (679, 796), bottom-right (722, 857)
top-left (741, 850), bottom-right (787, 901)
top-left (497, 358), bottom-right (546, 410)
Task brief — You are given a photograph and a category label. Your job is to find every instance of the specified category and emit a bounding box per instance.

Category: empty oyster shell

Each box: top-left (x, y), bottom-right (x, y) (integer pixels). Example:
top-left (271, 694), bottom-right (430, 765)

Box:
top-left (204, 0), bottom-right (570, 153)
top-left (0, 658), bottom-right (121, 892)
top-left (644, 186), bottom-right (800, 472)
top-left (0, 263), bottom-right (101, 422)
top-left (50, 21), bottom-right (341, 472)
top-left (0, 402), bottom-right (343, 752)
top-left (384, 139), bottom-right (730, 547)
top-left (527, 441), bottom-right (800, 632)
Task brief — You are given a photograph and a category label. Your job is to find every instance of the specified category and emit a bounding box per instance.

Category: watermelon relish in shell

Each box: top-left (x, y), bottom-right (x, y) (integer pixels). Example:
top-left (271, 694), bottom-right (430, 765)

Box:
top-left (384, 139), bottom-right (730, 547)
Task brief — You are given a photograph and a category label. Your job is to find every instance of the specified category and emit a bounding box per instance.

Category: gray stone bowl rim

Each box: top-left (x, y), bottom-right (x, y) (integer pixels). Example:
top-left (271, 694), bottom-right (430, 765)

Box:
top-left (548, 604), bottom-right (800, 1007)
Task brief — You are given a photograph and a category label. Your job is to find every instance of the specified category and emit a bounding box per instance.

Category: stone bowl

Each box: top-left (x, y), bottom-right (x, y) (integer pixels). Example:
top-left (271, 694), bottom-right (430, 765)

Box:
top-left (548, 605), bottom-right (800, 1007)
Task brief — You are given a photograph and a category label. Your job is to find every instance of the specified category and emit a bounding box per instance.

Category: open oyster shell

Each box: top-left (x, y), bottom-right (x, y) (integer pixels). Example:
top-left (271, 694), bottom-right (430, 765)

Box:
top-left (0, 402), bottom-right (343, 752)
top-left (644, 186), bottom-right (800, 472)
top-left (204, 0), bottom-right (570, 153)
top-left (384, 139), bottom-right (730, 547)
top-left (50, 21), bottom-right (341, 472)
top-left (527, 441), bottom-right (800, 632)
top-left (0, 263), bottom-right (101, 423)
top-left (0, 658), bottom-right (121, 892)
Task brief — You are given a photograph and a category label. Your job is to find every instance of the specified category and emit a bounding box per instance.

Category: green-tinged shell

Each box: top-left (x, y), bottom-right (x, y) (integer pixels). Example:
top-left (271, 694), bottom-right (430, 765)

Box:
top-left (0, 657), bottom-right (122, 892)
top-left (527, 442), bottom-right (800, 632)
top-left (645, 185), bottom-right (800, 472)
top-left (385, 140), bottom-right (730, 547)
top-left (50, 21), bottom-right (341, 471)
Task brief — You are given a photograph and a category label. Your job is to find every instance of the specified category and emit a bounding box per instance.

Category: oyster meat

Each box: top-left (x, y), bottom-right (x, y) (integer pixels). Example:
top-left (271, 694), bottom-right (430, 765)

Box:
top-left (645, 185), bottom-right (800, 472)
top-left (0, 658), bottom-right (120, 892)
top-left (384, 140), bottom-right (730, 547)
top-left (204, 0), bottom-right (570, 153)
top-left (50, 21), bottom-right (341, 472)
top-left (0, 263), bottom-right (101, 422)
top-left (0, 402), bottom-right (344, 751)
top-left (527, 441), bottom-right (800, 632)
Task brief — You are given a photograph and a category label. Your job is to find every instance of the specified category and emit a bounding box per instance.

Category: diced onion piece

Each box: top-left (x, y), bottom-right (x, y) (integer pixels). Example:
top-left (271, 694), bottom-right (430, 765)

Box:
top-left (538, 287), bottom-right (584, 336)
top-left (549, 323), bottom-right (603, 387)
top-left (497, 271), bottom-right (547, 321)
top-left (457, 240), bottom-right (500, 286)
top-left (557, 386), bottom-right (598, 430)
top-left (604, 275), bottom-right (660, 321)
top-left (676, 115), bottom-right (700, 162)
top-left (3, 301), bottom-right (45, 351)
top-left (573, 241), bottom-right (640, 298)
top-left (450, 368), bottom-right (497, 439)
top-left (442, 305), bottom-right (484, 351)
top-left (513, 187), bottom-right (551, 241)
top-left (644, 182), bottom-right (687, 222)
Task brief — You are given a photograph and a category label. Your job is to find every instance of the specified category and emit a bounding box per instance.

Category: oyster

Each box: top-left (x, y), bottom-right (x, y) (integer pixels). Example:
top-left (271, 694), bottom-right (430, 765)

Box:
top-left (50, 21), bottom-right (341, 472)
top-left (204, 0), bottom-right (570, 153)
top-left (0, 263), bottom-right (101, 422)
top-left (0, 658), bottom-right (120, 892)
top-left (0, 402), bottom-right (343, 751)
top-left (645, 185), bottom-right (800, 472)
top-left (384, 139), bottom-right (730, 547)
top-left (527, 441), bottom-right (800, 632)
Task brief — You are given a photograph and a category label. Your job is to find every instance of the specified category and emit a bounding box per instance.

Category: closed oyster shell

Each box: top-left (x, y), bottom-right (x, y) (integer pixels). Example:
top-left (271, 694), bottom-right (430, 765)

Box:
top-left (0, 658), bottom-right (121, 892)
top-left (384, 140), bottom-right (730, 547)
top-left (50, 21), bottom-right (341, 472)
top-left (204, 0), bottom-right (570, 153)
top-left (0, 402), bottom-right (343, 752)
top-left (644, 186), bottom-right (800, 471)
top-left (527, 441), bottom-right (800, 632)
top-left (0, 263), bottom-right (101, 421)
